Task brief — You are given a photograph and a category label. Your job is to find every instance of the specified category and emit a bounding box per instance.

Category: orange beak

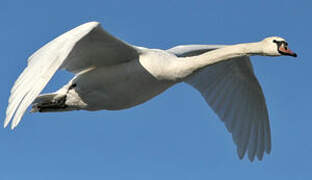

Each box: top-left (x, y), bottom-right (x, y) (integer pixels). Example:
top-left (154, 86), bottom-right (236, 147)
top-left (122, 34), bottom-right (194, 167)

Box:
top-left (279, 46), bottom-right (297, 57)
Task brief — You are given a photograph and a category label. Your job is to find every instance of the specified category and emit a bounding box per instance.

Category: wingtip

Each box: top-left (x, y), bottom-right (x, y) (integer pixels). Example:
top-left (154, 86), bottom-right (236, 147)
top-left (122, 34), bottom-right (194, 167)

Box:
top-left (5, 116), bottom-right (18, 130)
top-left (237, 146), bottom-right (246, 160)
top-left (80, 21), bottom-right (100, 29)
top-left (248, 156), bottom-right (255, 162)
top-left (88, 21), bottom-right (100, 25)
top-left (257, 153), bottom-right (264, 161)
top-left (3, 118), bottom-right (10, 129)
top-left (265, 145), bottom-right (272, 154)
top-left (11, 122), bottom-right (17, 130)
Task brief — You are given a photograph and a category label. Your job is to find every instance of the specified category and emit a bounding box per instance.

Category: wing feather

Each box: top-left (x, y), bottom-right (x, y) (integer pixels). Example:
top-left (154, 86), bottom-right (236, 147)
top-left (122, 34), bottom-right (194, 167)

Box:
top-left (184, 57), bottom-right (271, 161)
top-left (5, 21), bottom-right (139, 129)
top-left (169, 44), bottom-right (272, 161)
top-left (168, 46), bottom-right (271, 160)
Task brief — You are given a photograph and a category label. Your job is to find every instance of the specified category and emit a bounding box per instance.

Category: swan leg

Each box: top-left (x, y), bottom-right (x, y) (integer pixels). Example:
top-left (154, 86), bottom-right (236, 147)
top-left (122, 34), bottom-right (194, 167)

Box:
top-left (31, 94), bottom-right (68, 112)
top-left (30, 82), bottom-right (87, 113)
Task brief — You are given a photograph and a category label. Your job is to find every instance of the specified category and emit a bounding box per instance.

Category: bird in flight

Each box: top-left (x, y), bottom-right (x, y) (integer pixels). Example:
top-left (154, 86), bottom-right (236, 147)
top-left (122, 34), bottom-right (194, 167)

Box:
top-left (5, 22), bottom-right (297, 161)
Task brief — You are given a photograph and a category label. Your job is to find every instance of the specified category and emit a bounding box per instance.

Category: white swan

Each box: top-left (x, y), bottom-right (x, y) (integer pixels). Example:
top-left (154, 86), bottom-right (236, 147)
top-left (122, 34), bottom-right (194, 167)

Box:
top-left (4, 22), bottom-right (297, 161)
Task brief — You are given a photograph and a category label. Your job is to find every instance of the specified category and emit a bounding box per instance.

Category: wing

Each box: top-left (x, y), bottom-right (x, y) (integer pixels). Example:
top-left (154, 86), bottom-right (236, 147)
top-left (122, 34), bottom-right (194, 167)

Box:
top-left (5, 21), bottom-right (139, 129)
top-left (168, 45), bottom-right (271, 161)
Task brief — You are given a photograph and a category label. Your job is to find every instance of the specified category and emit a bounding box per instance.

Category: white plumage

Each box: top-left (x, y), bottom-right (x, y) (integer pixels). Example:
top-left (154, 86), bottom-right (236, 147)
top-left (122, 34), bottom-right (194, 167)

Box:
top-left (5, 22), bottom-right (297, 161)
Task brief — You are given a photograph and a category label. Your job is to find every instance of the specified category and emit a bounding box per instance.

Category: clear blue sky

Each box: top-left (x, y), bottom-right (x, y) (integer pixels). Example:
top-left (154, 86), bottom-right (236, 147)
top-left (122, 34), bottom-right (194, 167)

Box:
top-left (1, 0), bottom-right (311, 179)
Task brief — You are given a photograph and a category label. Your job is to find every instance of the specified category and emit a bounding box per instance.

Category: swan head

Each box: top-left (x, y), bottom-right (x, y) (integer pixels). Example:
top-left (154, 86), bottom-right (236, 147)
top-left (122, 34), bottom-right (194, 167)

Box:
top-left (260, 37), bottom-right (297, 57)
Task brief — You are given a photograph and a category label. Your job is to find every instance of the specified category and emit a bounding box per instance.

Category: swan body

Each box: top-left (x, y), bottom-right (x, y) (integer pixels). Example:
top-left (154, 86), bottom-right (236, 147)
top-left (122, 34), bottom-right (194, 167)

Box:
top-left (5, 22), bottom-right (297, 161)
top-left (69, 53), bottom-right (176, 110)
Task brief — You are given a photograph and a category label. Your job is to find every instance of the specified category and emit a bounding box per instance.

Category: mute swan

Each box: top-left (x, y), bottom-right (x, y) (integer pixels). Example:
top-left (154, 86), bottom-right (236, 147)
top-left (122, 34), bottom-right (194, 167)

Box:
top-left (5, 22), bottom-right (297, 161)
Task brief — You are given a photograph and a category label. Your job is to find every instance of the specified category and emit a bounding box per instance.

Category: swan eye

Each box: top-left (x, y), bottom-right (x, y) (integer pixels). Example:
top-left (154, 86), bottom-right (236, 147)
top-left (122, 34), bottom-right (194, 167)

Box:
top-left (282, 41), bottom-right (288, 50)
top-left (272, 39), bottom-right (284, 47)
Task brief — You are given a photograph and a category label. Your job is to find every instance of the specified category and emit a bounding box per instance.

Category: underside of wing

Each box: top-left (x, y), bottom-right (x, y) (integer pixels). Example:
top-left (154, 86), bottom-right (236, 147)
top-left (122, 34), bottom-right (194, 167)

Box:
top-left (168, 45), bottom-right (271, 161)
top-left (186, 56), bottom-right (271, 161)
top-left (5, 22), bottom-right (140, 129)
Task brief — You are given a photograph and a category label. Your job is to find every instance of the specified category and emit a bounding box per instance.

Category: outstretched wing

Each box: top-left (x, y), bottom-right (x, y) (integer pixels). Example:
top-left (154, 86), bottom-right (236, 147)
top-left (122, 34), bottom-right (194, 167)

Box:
top-left (5, 22), bottom-right (139, 129)
top-left (168, 45), bottom-right (271, 161)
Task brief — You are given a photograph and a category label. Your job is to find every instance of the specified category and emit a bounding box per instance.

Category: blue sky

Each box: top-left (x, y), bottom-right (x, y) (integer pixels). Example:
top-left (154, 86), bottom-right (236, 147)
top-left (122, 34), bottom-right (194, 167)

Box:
top-left (1, 0), bottom-right (311, 179)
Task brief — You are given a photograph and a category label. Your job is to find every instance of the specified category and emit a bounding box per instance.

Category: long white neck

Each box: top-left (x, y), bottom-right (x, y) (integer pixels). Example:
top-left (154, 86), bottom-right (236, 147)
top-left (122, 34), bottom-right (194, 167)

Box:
top-left (139, 41), bottom-right (266, 81)
top-left (180, 41), bottom-right (263, 74)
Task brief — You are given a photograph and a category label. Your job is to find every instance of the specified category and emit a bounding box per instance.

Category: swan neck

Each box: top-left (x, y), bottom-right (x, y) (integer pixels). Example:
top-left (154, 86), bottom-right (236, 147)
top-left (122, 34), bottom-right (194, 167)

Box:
top-left (184, 42), bottom-right (263, 70)
top-left (200, 42), bottom-right (262, 62)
